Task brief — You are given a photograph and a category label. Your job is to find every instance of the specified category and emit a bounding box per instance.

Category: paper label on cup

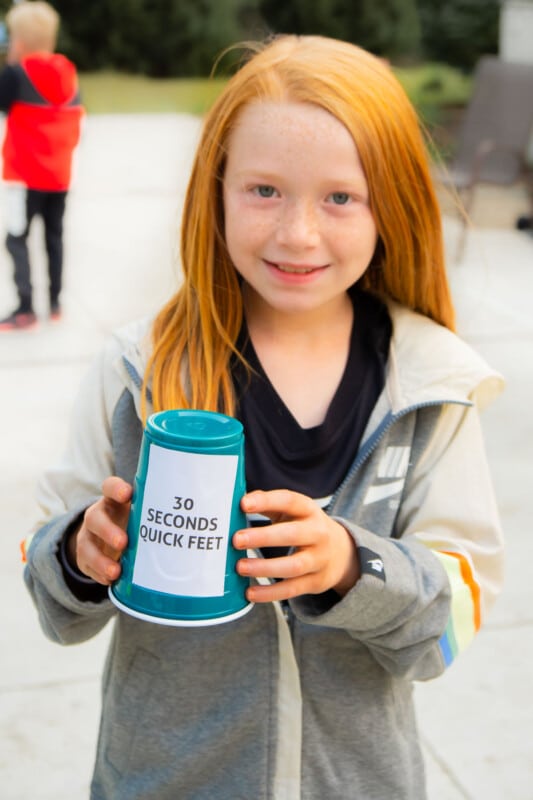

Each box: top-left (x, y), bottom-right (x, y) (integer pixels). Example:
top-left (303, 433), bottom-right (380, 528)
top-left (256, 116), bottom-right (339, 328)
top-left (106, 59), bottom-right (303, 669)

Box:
top-left (132, 444), bottom-right (239, 597)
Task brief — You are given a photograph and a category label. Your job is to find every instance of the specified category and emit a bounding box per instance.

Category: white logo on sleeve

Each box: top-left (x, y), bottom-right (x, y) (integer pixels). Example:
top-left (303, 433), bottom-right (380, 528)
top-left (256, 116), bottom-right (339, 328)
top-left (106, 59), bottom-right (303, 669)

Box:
top-left (359, 547), bottom-right (386, 582)
top-left (363, 446), bottom-right (411, 506)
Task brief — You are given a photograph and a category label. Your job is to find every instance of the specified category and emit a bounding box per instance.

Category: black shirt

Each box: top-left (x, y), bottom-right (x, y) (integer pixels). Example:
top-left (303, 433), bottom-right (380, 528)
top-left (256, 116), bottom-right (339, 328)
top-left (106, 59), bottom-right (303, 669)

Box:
top-left (233, 288), bottom-right (392, 510)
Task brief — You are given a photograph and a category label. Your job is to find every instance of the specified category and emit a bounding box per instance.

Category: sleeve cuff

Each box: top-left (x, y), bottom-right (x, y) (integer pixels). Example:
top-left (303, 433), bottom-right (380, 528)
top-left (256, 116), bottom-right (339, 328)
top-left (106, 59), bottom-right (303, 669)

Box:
top-left (57, 519), bottom-right (109, 603)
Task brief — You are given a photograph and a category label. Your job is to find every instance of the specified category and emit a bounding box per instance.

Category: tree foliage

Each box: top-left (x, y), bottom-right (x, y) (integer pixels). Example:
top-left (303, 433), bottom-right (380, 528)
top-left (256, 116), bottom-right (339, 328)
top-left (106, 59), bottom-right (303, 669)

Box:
top-left (417, 0), bottom-right (500, 70)
top-left (260, 0), bottom-right (421, 59)
top-left (52, 0), bottom-right (266, 76)
top-left (1, 0), bottom-right (502, 75)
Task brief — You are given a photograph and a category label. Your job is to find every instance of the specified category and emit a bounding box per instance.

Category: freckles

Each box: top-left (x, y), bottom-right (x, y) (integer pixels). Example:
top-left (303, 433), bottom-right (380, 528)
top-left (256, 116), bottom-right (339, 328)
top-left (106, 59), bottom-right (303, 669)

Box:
top-left (252, 218), bottom-right (272, 234)
top-left (240, 217), bottom-right (272, 240)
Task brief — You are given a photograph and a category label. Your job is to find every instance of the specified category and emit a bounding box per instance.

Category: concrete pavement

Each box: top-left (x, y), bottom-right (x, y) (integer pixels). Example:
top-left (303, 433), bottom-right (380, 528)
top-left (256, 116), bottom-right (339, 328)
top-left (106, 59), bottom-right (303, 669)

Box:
top-left (0, 115), bottom-right (532, 799)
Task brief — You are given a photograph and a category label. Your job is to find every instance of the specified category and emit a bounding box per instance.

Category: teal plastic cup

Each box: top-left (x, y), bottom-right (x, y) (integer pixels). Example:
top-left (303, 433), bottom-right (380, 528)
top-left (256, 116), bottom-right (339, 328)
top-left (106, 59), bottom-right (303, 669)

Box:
top-left (109, 409), bottom-right (253, 625)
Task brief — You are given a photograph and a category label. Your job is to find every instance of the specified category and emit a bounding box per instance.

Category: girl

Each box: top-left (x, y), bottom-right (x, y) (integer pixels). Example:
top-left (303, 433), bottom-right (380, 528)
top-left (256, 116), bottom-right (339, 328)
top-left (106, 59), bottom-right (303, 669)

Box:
top-left (24, 36), bottom-right (504, 800)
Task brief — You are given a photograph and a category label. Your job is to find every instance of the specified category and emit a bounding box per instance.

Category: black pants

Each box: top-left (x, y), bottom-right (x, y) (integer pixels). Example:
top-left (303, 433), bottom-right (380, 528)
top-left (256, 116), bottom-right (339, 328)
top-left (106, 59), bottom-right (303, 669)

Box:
top-left (5, 188), bottom-right (67, 313)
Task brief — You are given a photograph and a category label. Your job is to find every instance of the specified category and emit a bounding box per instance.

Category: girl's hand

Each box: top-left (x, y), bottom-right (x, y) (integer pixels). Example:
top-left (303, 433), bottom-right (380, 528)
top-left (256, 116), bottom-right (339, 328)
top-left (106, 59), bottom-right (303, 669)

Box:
top-left (233, 490), bottom-right (360, 604)
top-left (68, 476), bottom-right (132, 585)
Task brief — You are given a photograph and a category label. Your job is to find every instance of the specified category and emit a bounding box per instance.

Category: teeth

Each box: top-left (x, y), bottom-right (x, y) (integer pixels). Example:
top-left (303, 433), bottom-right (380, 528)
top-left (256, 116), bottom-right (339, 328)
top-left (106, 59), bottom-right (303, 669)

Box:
top-left (276, 264), bottom-right (315, 274)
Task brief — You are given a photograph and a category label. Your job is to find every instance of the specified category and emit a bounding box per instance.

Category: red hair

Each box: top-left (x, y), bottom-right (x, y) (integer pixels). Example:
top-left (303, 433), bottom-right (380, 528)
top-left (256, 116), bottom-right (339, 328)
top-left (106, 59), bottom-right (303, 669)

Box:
top-left (145, 35), bottom-right (454, 417)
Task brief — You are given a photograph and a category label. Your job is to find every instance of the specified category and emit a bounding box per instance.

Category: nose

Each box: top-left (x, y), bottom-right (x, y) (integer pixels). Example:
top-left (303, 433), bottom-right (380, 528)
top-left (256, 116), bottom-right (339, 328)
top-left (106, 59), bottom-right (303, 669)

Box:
top-left (275, 200), bottom-right (320, 250)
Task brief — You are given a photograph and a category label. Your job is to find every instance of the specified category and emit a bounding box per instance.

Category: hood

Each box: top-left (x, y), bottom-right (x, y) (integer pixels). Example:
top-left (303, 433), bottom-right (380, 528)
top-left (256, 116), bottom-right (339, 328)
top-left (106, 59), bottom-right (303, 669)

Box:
top-left (22, 53), bottom-right (78, 105)
top-left (386, 301), bottom-right (505, 413)
top-left (110, 304), bottom-right (505, 423)
top-left (112, 317), bottom-right (155, 420)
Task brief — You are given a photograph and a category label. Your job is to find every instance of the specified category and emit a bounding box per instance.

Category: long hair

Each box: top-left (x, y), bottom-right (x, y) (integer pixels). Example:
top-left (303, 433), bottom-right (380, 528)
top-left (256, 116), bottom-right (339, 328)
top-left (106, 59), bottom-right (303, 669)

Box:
top-left (146, 35), bottom-right (455, 417)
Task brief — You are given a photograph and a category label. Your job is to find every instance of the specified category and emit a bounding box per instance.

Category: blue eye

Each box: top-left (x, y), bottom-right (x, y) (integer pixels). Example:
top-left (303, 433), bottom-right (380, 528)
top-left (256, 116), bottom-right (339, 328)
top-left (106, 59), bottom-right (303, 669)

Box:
top-left (254, 185), bottom-right (276, 198)
top-left (329, 192), bottom-right (351, 205)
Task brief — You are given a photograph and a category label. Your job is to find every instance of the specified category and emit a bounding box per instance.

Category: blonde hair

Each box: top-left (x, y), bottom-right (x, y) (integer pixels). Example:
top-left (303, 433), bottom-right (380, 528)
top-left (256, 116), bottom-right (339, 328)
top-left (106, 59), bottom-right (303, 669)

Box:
top-left (146, 35), bottom-right (455, 417)
top-left (6, 1), bottom-right (59, 53)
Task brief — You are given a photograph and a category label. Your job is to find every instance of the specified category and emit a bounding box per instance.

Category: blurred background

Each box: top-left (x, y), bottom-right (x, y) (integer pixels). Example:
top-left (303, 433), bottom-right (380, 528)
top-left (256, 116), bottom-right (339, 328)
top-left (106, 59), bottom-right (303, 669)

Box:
top-left (0, 0), bottom-right (503, 151)
top-left (0, 2), bottom-right (532, 799)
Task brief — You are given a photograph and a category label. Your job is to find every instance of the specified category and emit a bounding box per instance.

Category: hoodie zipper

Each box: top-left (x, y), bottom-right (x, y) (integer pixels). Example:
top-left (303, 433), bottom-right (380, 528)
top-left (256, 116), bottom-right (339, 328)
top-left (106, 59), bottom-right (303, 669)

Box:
top-left (123, 355), bottom-right (153, 404)
top-left (328, 398), bottom-right (471, 513)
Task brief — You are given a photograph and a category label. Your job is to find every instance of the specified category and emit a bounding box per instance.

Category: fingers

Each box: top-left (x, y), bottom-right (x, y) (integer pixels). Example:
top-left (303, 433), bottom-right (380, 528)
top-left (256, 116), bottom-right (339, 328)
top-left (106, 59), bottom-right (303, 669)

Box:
top-left (102, 475), bottom-right (133, 503)
top-left (246, 576), bottom-right (317, 604)
top-left (236, 548), bottom-right (326, 603)
top-left (75, 477), bottom-right (132, 585)
top-left (234, 489), bottom-right (360, 602)
top-left (76, 527), bottom-right (123, 585)
top-left (83, 500), bottom-right (128, 555)
top-left (237, 550), bottom-right (313, 581)
top-left (241, 489), bottom-right (315, 521)
top-left (235, 490), bottom-right (321, 551)
top-left (101, 476), bottom-right (133, 527)
top-left (233, 519), bottom-right (313, 552)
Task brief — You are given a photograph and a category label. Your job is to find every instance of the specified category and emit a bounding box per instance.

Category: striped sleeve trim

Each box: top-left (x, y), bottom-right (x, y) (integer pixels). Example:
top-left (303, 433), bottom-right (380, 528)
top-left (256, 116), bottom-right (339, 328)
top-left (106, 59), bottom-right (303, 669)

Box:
top-left (20, 533), bottom-right (35, 563)
top-left (434, 550), bottom-right (481, 667)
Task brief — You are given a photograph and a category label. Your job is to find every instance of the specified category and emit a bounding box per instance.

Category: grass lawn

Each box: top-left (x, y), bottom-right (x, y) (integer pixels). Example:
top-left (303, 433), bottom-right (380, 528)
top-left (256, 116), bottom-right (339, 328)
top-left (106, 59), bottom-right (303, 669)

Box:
top-left (78, 73), bottom-right (228, 115)
top-left (79, 63), bottom-right (471, 116)
top-left (78, 64), bottom-right (471, 160)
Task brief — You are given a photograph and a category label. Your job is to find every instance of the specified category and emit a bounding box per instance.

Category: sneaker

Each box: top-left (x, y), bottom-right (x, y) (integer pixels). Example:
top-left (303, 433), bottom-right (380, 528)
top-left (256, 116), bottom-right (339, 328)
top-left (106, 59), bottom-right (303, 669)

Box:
top-left (49, 302), bottom-right (62, 323)
top-left (516, 215), bottom-right (533, 231)
top-left (0, 309), bottom-right (38, 331)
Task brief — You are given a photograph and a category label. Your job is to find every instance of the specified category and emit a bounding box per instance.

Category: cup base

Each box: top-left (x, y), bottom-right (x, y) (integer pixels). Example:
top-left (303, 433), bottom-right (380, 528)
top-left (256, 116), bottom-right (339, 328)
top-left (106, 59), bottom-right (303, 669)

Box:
top-left (108, 587), bottom-right (254, 627)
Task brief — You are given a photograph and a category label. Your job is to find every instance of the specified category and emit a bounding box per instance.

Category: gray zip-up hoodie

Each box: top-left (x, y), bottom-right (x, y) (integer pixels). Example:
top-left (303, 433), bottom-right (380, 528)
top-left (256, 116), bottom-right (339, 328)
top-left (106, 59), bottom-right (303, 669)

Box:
top-left (24, 302), bottom-right (504, 800)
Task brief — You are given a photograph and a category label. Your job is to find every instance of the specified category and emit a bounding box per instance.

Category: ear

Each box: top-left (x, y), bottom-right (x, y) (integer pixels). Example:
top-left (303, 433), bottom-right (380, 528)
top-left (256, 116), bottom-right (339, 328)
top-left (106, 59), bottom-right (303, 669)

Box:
top-left (8, 36), bottom-right (26, 63)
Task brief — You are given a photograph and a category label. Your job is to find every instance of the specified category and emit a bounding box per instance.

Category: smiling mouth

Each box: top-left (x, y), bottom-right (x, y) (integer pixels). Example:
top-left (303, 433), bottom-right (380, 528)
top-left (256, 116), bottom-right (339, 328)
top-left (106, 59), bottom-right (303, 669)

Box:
top-left (266, 261), bottom-right (326, 274)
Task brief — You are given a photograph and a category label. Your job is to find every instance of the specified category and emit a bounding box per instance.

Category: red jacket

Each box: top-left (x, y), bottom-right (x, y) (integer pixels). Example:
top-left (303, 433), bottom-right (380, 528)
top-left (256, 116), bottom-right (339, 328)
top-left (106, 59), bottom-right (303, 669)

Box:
top-left (1, 53), bottom-right (83, 191)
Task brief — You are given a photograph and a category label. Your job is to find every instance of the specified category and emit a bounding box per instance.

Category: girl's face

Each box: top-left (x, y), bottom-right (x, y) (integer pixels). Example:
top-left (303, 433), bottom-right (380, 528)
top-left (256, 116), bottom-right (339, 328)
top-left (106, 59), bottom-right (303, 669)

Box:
top-left (223, 100), bottom-right (378, 321)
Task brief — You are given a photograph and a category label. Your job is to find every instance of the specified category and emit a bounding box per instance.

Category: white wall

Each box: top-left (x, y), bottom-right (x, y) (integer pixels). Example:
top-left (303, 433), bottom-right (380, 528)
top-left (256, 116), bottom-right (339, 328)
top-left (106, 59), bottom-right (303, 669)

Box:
top-left (500, 1), bottom-right (533, 162)
top-left (500, 0), bottom-right (533, 64)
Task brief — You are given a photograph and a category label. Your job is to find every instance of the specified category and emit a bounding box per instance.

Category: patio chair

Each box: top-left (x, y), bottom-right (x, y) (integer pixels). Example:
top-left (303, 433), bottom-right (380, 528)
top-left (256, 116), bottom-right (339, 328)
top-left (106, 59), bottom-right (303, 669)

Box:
top-left (436, 55), bottom-right (533, 260)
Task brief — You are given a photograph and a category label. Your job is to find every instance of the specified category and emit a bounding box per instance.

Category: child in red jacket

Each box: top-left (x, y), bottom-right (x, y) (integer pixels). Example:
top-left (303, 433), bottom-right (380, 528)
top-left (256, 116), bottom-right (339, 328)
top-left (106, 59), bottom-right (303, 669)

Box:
top-left (0, 2), bottom-right (83, 330)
